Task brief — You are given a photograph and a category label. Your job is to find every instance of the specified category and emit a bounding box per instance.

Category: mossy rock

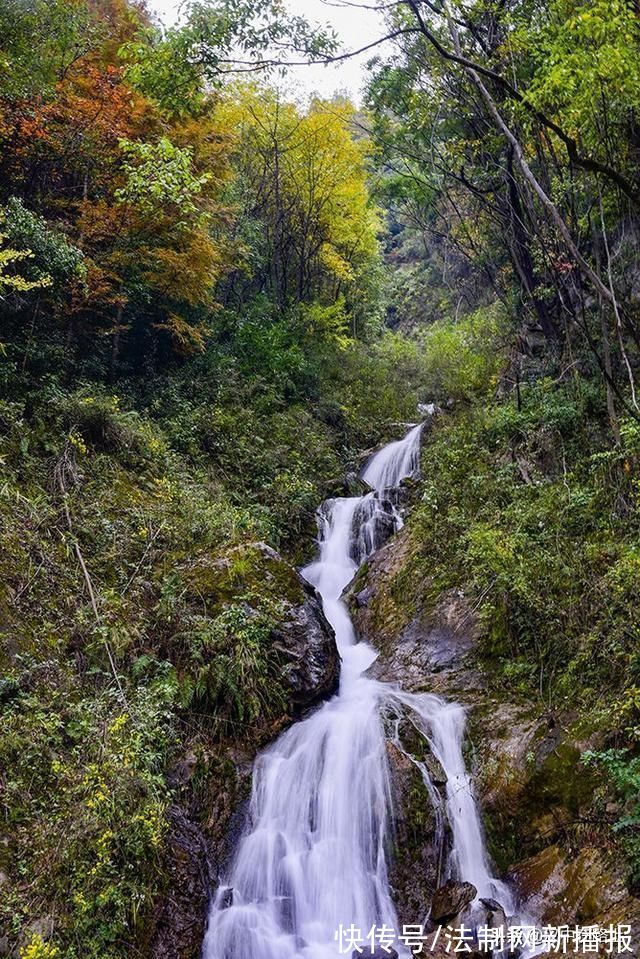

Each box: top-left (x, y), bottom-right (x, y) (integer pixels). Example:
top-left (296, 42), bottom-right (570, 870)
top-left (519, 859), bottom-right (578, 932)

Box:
top-left (386, 731), bottom-right (450, 925)
top-left (476, 706), bottom-right (601, 872)
top-left (512, 843), bottom-right (640, 934)
top-left (182, 542), bottom-right (307, 613)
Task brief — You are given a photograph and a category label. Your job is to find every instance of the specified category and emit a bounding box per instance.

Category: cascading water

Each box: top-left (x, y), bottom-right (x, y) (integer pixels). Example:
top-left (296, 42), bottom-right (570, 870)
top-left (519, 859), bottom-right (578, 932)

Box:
top-left (203, 421), bottom-right (528, 959)
top-left (389, 692), bottom-right (516, 912)
top-left (360, 423), bottom-right (422, 493)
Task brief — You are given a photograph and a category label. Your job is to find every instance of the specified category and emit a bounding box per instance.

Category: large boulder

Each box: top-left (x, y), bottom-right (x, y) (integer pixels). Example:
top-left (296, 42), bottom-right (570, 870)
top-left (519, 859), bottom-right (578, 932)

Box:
top-left (385, 710), bottom-right (452, 925)
top-left (182, 541), bottom-right (340, 713)
top-left (430, 880), bottom-right (477, 923)
top-left (273, 570), bottom-right (340, 708)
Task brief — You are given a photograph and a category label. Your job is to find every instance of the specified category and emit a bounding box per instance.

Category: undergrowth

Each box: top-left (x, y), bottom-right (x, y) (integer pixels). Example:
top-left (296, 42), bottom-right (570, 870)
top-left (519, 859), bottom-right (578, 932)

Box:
top-left (402, 371), bottom-right (640, 885)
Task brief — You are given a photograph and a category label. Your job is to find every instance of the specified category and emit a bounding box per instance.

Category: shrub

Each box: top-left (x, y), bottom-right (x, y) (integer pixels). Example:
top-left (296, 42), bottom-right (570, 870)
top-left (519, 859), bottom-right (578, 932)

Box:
top-left (419, 303), bottom-right (510, 401)
top-left (179, 604), bottom-right (286, 731)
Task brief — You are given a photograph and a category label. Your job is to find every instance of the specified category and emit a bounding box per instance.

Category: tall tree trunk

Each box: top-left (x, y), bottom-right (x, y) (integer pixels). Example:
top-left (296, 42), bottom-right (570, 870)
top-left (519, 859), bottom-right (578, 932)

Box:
top-left (441, 5), bottom-right (618, 310)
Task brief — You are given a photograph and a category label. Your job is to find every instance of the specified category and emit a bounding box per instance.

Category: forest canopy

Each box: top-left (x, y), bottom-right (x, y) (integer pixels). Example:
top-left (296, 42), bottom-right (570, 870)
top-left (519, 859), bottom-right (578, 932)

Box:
top-left (0, 0), bottom-right (381, 377)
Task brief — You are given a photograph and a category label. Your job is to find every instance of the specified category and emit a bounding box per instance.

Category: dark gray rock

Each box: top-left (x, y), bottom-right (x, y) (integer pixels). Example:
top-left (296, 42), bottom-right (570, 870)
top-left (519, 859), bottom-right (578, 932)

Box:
top-left (348, 496), bottom-right (398, 565)
top-left (274, 574), bottom-right (340, 709)
top-left (424, 751), bottom-right (448, 788)
top-left (385, 739), bottom-right (448, 926)
top-left (479, 897), bottom-right (508, 932)
top-left (148, 806), bottom-right (213, 959)
top-left (219, 886), bottom-right (234, 909)
top-left (430, 880), bottom-right (477, 923)
top-left (354, 586), bottom-right (374, 608)
top-left (168, 749), bottom-right (198, 788)
top-left (479, 896), bottom-right (503, 913)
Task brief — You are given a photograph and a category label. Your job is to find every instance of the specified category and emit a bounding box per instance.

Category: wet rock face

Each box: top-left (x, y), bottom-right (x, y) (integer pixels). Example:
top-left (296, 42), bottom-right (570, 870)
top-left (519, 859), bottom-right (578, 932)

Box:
top-left (353, 585), bottom-right (375, 609)
top-left (430, 880), bottom-right (478, 924)
top-left (387, 721), bottom-right (450, 925)
top-left (244, 541), bottom-right (340, 709)
top-left (350, 500), bottom-right (398, 564)
top-left (275, 573), bottom-right (341, 708)
top-left (148, 807), bottom-right (214, 959)
top-left (145, 750), bottom-right (255, 958)
top-left (345, 471), bottom-right (369, 497)
top-left (348, 528), bottom-right (479, 698)
top-left (386, 740), bottom-right (444, 925)
top-left (510, 844), bottom-right (639, 930)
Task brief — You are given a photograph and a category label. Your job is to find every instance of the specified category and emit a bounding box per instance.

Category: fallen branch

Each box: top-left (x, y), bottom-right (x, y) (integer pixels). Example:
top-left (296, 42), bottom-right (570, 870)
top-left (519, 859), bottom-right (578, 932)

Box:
top-left (53, 438), bottom-right (126, 703)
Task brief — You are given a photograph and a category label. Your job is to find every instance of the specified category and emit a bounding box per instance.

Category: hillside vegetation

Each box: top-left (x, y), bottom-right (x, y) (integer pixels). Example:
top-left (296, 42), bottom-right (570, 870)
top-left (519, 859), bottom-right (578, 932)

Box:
top-left (2, 0), bottom-right (640, 955)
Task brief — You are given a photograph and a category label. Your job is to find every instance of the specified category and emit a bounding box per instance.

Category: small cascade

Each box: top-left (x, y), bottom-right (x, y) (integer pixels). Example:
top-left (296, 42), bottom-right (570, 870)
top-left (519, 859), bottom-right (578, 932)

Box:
top-left (202, 419), bottom-right (532, 959)
top-left (361, 422), bottom-right (422, 493)
top-left (390, 692), bottom-right (516, 911)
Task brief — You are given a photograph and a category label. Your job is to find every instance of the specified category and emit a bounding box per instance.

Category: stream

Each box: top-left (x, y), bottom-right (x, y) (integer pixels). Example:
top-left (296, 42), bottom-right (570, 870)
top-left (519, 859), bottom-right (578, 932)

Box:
top-left (202, 422), bottom-right (530, 959)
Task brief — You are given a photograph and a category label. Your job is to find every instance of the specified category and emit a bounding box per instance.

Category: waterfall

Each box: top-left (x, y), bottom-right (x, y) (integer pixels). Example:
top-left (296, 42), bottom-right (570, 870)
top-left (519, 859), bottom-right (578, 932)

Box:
top-left (360, 423), bottom-right (422, 493)
top-left (389, 692), bottom-right (516, 911)
top-left (202, 421), bottom-right (528, 959)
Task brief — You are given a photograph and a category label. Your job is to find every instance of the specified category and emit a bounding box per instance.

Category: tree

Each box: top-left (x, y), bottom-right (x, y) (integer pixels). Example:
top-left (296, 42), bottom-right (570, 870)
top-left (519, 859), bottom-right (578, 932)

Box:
top-left (0, 234), bottom-right (51, 297)
top-left (215, 86), bottom-right (382, 334)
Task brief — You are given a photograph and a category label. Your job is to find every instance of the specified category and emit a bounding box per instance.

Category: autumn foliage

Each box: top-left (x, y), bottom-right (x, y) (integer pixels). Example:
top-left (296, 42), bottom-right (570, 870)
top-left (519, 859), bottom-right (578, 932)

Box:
top-left (0, 0), bottom-right (381, 376)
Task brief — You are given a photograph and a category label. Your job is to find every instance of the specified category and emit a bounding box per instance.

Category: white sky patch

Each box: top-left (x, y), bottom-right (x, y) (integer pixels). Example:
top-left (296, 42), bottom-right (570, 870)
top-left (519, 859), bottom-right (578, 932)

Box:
top-left (148, 0), bottom-right (387, 103)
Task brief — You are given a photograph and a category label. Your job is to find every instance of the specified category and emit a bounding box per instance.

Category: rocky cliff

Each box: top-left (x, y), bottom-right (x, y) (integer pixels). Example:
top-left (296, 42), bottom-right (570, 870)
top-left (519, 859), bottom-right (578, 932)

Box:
top-left (348, 524), bottom-right (640, 946)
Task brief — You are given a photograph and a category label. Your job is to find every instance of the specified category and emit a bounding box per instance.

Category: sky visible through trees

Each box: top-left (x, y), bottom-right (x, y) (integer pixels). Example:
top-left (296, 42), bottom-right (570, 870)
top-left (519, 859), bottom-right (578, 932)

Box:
top-left (151, 0), bottom-right (386, 100)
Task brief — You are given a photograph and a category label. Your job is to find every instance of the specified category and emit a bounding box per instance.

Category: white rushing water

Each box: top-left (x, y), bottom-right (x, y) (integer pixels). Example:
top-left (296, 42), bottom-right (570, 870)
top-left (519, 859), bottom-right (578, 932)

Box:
top-left (203, 421), bottom-right (524, 959)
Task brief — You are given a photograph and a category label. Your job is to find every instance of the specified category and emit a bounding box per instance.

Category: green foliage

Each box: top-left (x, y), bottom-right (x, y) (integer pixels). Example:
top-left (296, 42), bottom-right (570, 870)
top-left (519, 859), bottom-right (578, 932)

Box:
top-left (0, 298), bottom-right (427, 952)
top-left (420, 304), bottom-right (510, 402)
top-left (121, 0), bottom-right (336, 117)
top-left (4, 198), bottom-right (85, 288)
top-left (10, 0), bottom-right (640, 943)
top-left (115, 138), bottom-right (212, 219)
top-left (402, 373), bottom-right (639, 702)
top-left (297, 300), bottom-right (351, 349)
top-left (0, 640), bottom-right (177, 956)
top-left (523, 0), bottom-right (640, 153)
top-left (0, 385), bottom-right (270, 953)
top-left (0, 0), bottom-right (100, 100)
top-left (377, 358), bottom-right (640, 882)
top-left (326, 332), bottom-right (429, 447)
top-left (179, 604), bottom-right (286, 727)
top-left (20, 935), bottom-right (61, 959)
top-left (583, 748), bottom-right (640, 886)
top-left (0, 235), bottom-right (50, 296)
top-left (215, 86), bottom-right (383, 323)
